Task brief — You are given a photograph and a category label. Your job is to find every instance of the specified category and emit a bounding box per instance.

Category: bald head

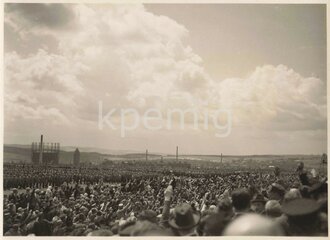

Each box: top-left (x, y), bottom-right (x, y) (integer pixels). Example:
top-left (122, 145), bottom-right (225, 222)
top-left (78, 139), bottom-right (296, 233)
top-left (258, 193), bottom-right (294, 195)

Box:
top-left (265, 200), bottom-right (282, 218)
top-left (224, 214), bottom-right (284, 236)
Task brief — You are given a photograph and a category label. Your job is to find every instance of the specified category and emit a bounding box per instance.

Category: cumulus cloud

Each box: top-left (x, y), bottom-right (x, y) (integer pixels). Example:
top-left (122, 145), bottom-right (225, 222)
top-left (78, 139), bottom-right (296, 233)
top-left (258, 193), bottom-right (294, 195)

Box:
top-left (215, 64), bottom-right (326, 131)
top-left (4, 3), bottom-right (327, 153)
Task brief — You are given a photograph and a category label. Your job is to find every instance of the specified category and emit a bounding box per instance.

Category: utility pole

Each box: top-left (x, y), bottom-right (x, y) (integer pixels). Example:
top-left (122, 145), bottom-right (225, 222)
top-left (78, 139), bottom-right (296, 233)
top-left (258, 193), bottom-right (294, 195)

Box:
top-left (176, 146), bottom-right (178, 161)
top-left (221, 153), bottom-right (223, 163)
top-left (146, 149), bottom-right (148, 161)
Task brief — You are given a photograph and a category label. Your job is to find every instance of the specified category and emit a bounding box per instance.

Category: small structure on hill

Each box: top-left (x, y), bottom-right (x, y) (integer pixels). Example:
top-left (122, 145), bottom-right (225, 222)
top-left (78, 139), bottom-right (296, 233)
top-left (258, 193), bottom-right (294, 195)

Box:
top-left (73, 148), bottom-right (80, 166)
top-left (31, 135), bottom-right (60, 165)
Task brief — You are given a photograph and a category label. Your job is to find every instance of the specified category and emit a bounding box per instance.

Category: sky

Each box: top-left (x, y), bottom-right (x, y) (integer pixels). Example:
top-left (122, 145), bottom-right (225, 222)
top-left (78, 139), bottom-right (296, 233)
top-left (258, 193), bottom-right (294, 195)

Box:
top-left (4, 3), bottom-right (327, 155)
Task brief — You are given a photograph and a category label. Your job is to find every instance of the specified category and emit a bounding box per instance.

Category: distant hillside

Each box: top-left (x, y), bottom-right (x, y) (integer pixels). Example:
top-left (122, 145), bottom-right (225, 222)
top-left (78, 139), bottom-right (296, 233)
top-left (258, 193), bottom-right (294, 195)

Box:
top-left (4, 144), bottom-right (144, 155)
top-left (60, 146), bottom-right (143, 155)
top-left (4, 146), bottom-right (31, 163)
top-left (3, 145), bottom-right (162, 164)
top-left (3, 144), bottom-right (324, 171)
top-left (3, 145), bottom-right (106, 164)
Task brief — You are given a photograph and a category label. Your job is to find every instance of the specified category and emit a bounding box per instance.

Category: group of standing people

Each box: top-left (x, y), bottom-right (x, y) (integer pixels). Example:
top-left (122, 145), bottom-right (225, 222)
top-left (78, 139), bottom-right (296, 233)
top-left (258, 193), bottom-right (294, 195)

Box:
top-left (3, 162), bottom-right (328, 236)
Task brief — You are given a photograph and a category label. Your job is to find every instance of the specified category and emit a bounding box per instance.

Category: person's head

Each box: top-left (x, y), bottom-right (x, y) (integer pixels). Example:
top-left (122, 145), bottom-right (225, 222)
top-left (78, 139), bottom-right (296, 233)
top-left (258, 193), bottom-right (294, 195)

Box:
top-left (283, 188), bottom-right (302, 203)
top-left (217, 198), bottom-right (234, 219)
top-left (202, 212), bottom-right (230, 236)
top-left (52, 216), bottom-right (63, 227)
top-left (265, 200), bottom-right (282, 218)
top-left (251, 194), bottom-right (266, 214)
top-left (231, 188), bottom-right (251, 212)
top-left (90, 208), bottom-right (97, 214)
top-left (297, 162), bottom-right (304, 171)
top-left (268, 183), bottom-right (285, 202)
top-left (282, 198), bottom-right (321, 236)
top-left (223, 213), bottom-right (285, 236)
top-left (169, 203), bottom-right (200, 236)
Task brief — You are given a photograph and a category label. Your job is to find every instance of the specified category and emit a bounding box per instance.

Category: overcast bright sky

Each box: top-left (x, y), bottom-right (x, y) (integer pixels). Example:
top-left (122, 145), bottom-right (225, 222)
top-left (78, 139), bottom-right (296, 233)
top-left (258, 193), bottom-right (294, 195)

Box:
top-left (4, 4), bottom-right (327, 155)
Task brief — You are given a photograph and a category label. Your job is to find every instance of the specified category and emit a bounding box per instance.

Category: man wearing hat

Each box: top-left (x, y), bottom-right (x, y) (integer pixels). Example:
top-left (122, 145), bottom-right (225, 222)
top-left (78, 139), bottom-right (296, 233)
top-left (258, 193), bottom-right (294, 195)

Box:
top-left (268, 183), bottom-right (286, 203)
top-left (282, 198), bottom-right (324, 236)
top-left (251, 193), bottom-right (267, 214)
top-left (168, 203), bottom-right (200, 236)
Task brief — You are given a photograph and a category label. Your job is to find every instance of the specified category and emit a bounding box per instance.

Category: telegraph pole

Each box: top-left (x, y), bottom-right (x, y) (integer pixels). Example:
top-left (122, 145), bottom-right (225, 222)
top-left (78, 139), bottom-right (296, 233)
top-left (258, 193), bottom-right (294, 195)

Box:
top-left (146, 149), bottom-right (148, 161)
top-left (176, 146), bottom-right (178, 161)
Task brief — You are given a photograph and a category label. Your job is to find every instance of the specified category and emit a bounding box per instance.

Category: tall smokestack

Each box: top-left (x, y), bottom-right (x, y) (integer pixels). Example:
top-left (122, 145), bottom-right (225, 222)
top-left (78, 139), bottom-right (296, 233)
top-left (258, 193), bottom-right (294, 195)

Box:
top-left (39, 135), bottom-right (43, 164)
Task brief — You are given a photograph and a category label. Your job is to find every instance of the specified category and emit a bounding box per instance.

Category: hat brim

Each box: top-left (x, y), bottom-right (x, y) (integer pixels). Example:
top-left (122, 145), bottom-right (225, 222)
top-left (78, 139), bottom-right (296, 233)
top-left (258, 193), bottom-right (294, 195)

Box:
top-left (168, 212), bottom-right (200, 230)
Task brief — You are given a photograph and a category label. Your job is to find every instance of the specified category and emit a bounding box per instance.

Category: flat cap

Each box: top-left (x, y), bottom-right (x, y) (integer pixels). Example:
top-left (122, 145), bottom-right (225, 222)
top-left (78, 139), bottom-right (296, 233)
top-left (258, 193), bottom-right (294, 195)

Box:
top-left (282, 198), bottom-right (320, 217)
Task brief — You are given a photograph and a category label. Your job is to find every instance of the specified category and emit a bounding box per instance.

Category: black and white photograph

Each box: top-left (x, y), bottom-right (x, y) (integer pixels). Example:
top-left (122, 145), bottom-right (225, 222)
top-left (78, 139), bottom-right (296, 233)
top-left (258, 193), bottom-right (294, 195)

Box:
top-left (2, 1), bottom-right (328, 237)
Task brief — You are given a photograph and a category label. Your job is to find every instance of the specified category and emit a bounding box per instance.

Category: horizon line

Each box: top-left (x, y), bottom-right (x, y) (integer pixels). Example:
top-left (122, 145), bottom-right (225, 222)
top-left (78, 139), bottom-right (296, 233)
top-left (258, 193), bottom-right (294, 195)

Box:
top-left (3, 143), bottom-right (326, 156)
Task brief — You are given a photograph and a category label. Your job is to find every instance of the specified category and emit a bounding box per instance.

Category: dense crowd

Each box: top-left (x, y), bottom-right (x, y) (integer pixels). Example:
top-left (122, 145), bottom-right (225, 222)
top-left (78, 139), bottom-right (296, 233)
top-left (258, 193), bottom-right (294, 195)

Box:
top-left (3, 162), bottom-right (328, 236)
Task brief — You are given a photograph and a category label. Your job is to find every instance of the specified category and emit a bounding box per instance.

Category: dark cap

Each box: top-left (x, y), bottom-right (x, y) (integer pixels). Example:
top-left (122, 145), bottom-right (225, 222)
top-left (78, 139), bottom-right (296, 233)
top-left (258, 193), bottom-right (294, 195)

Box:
top-left (282, 198), bottom-right (320, 217)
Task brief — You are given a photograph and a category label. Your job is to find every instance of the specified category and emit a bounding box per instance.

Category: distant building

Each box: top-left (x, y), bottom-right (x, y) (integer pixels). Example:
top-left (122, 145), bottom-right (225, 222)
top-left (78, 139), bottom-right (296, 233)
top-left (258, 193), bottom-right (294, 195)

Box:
top-left (73, 148), bottom-right (80, 165)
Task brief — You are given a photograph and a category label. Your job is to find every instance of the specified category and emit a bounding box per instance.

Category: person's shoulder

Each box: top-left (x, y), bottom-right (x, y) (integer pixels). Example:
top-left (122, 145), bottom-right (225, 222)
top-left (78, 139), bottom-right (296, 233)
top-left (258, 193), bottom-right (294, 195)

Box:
top-left (275, 214), bottom-right (288, 225)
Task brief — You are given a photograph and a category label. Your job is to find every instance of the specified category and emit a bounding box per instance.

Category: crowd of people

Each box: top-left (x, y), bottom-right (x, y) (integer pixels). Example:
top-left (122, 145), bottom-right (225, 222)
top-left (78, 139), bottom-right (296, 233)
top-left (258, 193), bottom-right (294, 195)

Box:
top-left (3, 162), bottom-right (328, 236)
